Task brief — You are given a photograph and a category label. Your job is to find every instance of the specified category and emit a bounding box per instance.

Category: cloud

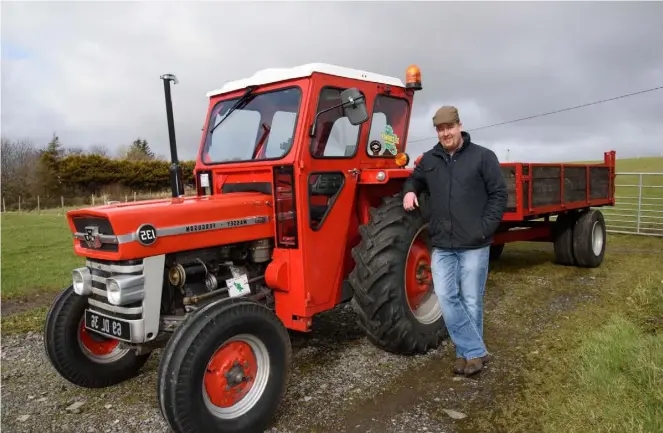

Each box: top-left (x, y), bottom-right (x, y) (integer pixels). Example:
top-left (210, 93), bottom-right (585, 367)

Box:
top-left (2, 1), bottom-right (662, 163)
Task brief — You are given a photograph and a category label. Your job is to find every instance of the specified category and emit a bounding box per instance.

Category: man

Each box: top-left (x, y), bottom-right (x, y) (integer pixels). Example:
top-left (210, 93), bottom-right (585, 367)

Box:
top-left (402, 106), bottom-right (507, 376)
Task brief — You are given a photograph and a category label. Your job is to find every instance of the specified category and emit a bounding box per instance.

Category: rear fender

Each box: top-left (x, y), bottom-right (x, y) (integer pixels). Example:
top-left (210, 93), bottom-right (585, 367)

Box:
top-left (356, 170), bottom-right (410, 226)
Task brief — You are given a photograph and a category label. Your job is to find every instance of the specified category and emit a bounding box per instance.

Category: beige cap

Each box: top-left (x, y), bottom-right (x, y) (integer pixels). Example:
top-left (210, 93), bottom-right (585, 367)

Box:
top-left (432, 106), bottom-right (460, 126)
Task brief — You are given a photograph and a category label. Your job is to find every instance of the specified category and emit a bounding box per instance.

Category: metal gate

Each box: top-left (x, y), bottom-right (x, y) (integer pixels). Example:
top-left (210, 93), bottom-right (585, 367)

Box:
top-left (602, 172), bottom-right (663, 237)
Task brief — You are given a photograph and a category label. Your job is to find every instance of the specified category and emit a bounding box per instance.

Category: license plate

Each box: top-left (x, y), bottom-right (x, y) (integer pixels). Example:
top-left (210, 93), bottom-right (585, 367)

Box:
top-left (84, 309), bottom-right (131, 341)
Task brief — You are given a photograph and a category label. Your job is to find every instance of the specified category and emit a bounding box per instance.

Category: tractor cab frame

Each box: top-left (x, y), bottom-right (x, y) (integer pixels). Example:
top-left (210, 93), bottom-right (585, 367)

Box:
top-left (188, 63), bottom-right (421, 332)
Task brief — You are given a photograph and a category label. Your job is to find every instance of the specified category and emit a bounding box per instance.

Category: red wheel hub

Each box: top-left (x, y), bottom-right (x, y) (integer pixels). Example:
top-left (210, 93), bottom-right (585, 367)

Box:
top-left (406, 231), bottom-right (432, 310)
top-left (78, 321), bottom-right (120, 356)
top-left (204, 341), bottom-right (258, 408)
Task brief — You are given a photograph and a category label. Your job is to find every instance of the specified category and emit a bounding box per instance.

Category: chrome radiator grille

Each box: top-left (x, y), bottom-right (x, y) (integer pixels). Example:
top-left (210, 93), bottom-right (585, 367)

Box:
top-left (86, 258), bottom-right (144, 320)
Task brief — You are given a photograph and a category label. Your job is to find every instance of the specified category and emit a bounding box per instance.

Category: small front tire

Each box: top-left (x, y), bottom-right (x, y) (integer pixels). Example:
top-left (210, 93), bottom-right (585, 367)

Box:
top-left (43, 285), bottom-right (150, 388)
top-left (157, 297), bottom-right (291, 433)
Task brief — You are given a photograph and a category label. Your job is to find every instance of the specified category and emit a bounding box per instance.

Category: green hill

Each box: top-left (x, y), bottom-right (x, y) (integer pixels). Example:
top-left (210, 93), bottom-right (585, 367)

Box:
top-left (575, 156), bottom-right (663, 173)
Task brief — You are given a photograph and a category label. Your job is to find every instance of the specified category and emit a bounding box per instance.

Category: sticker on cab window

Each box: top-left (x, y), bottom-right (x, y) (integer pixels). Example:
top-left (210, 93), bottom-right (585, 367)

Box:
top-left (381, 125), bottom-right (400, 155)
top-left (369, 140), bottom-right (383, 156)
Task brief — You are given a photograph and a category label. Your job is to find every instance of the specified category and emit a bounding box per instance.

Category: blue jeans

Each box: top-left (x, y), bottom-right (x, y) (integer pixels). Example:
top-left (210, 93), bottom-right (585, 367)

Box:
top-left (431, 246), bottom-right (490, 360)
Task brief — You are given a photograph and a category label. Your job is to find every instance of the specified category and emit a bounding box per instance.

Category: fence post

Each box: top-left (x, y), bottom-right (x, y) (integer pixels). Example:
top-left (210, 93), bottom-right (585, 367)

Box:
top-left (38, 196), bottom-right (40, 213)
top-left (2, 197), bottom-right (5, 213)
top-left (61, 196), bottom-right (65, 214)
top-left (636, 173), bottom-right (643, 234)
top-left (19, 196), bottom-right (21, 213)
top-left (134, 191), bottom-right (136, 202)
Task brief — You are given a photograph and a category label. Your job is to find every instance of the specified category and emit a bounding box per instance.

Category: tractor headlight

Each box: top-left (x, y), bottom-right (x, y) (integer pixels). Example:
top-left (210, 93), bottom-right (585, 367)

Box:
top-left (106, 275), bottom-right (145, 306)
top-left (72, 267), bottom-right (92, 296)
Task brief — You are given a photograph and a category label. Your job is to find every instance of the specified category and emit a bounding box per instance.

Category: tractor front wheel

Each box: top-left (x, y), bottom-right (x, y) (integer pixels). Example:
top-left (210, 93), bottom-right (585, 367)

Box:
top-left (43, 285), bottom-right (150, 388)
top-left (157, 297), bottom-right (291, 433)
top-left (349, 192), bottom-right (447, 355)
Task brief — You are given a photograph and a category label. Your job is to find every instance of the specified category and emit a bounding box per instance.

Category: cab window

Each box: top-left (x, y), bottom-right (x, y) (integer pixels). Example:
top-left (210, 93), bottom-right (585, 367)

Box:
top-left (202, 86), bottom-right (302, 164)
top-left (310, 87), bottom-right (363, 158)
top-left (366, 95), bottom-right (409, 157)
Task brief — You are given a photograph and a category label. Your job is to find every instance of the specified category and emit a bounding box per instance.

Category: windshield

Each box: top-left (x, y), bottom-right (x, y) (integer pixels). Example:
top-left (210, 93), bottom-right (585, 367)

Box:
top-left (201, 86), bottom-right (302, 164)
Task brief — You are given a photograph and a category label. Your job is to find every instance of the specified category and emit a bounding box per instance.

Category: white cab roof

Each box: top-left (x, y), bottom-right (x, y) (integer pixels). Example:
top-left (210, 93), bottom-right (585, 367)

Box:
top-left (206, 63), bottom-right (405, 97)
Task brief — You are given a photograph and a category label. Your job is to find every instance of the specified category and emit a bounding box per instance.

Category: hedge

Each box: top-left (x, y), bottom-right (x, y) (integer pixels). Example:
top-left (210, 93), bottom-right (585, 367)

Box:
top-left (42, 154), bottom-right (197, 196)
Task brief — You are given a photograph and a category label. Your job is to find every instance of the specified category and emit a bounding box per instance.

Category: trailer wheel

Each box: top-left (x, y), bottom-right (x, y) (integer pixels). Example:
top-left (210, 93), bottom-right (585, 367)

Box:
top-left (553, 212), bottom-right (578, 266)
top-left (349, 192), bottom-right (447, 356)
top-left (572, 209), bottom-right (606, 268)
top-left (43, 285), bottom-right (150, 388)
top-left (157, 297), bottom-right (291, 433)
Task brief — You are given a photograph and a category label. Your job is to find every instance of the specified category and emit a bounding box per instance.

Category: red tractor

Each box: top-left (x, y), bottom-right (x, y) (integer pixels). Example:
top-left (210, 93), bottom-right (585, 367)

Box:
top-left (44, 64), bottom-right (615, 432)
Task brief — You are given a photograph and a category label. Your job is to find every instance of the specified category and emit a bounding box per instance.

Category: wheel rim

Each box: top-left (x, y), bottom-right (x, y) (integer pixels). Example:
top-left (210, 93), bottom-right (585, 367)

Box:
top-left (203, 334), bottom-right (270, 419)
top-left (77, 318), bottom-right (129, 363)
top-left (591, 220), bottom-right (604, 256)
top-left (405, 224), bottom-right (442, 325)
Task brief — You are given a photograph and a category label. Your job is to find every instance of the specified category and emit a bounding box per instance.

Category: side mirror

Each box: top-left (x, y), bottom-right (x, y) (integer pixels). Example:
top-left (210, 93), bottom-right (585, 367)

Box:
top-left (309, 87), bottom-right (369, 137)
top-left (340, 88), bottom-right (368, 126)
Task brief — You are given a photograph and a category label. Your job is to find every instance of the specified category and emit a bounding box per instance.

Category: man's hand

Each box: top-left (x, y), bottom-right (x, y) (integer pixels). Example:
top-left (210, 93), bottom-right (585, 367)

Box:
top-left (403, 192), bottom-right (419, 211)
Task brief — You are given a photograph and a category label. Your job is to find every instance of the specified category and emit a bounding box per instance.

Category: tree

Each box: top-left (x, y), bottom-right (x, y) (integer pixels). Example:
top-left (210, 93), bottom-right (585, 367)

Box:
top-left (43, 132), bottom-right (64, 158)
top-left (126, 138), bottom-right (155, 161)
top-left (89, 144), bottom-right (109, 157)
top-left (64, 147), bottom-right (85, 156)
top-left (1, 136), bottom-right (41, 202)
top-left (36, 132), bottom-right (65, 197)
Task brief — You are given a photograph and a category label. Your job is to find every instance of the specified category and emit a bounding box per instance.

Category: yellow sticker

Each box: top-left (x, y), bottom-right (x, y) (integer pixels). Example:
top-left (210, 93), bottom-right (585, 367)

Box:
top-left (381, 125), bottom-right (400, 155)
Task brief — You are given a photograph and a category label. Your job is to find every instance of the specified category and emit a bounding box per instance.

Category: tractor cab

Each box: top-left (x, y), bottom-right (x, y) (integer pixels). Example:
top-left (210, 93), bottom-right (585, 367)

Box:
top-left (182, 63), bottom-right (423, 329)
top-left (190, 63), bottom-right (422, 194)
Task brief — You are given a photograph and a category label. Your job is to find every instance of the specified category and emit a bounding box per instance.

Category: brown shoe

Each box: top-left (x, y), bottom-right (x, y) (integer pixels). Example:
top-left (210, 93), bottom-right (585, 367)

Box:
top-left (453, 357), bottom-right (466, 374)
top-left (464, 355), bottom-right (490, 376)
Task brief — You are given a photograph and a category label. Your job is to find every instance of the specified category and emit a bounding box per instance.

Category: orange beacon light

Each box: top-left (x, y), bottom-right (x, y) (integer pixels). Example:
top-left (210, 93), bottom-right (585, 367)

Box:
top-left (405, 65), bottom-right (422, 91)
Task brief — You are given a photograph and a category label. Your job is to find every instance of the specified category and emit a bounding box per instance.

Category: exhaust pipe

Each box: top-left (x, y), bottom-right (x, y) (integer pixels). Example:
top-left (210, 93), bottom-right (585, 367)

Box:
top-left (160, 73), bottom-right (184, 198)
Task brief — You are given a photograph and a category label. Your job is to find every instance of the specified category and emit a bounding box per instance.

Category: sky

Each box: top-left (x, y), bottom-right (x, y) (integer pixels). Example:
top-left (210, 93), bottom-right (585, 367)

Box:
top-left (2, 1), bottom-right (663, 163)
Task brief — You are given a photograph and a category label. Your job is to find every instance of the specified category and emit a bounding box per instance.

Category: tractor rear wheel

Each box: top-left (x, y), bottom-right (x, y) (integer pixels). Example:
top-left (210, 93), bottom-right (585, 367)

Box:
top-left (157, 297), bottom-right (291, 433)
top-left (349, 192), bottom-right (447, 356)
top-left (43, 285), bottom-right (150, 388)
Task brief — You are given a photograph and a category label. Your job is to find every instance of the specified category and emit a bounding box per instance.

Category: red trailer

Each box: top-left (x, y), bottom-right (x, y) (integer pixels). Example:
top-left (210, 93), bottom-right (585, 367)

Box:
top-left (488, 150), bottom-right (616, 266)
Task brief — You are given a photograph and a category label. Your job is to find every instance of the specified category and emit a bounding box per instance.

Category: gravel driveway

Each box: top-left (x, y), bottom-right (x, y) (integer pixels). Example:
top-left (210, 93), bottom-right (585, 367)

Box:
top-left (1, 303), bottom-right (483, 433)
top-left (3, 245), bottom-right (607, 433)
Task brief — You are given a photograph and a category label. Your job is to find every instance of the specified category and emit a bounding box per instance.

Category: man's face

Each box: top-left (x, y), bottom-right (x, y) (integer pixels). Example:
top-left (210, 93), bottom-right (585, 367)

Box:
top-left (436, 122), bottom-right (463, 151)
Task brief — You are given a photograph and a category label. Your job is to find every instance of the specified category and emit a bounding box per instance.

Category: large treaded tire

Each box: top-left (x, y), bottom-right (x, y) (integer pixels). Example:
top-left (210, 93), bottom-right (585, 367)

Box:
top-left (43, 285), bottom-right (150, 388)
top-left (572, 209), bottom-right (607, 268)
top-left (348, 192), bottom-right (447, 356)
top-left (553, 212), bottom-right (578, 266)
top-left (157, 297), bottom-right (291, 433)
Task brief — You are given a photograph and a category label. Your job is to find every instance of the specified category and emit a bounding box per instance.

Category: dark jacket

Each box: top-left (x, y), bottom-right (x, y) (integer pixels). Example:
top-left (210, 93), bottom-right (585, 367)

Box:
top-left (402, 131), bottom-right (508, 249)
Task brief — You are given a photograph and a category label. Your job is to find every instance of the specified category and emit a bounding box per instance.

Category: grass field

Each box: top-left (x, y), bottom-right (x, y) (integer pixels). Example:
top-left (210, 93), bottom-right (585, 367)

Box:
top-left (1, 211), bottom-right (84, 299)
top-left (482, 242), bottom-right (663, 433)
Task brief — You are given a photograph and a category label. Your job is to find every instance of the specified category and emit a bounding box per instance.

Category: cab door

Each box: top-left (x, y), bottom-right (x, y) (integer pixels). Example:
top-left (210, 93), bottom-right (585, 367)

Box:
top-left (297, 83), bottom-right (372, 310)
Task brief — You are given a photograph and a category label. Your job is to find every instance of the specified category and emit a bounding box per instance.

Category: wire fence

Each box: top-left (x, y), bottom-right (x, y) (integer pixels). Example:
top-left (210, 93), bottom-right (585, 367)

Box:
top-left (1, 187), bottom-right (196, 214)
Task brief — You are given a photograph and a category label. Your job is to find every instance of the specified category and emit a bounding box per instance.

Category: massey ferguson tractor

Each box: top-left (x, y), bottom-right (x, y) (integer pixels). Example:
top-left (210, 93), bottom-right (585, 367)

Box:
top-left (44, 63), bottom-right (615, 433)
